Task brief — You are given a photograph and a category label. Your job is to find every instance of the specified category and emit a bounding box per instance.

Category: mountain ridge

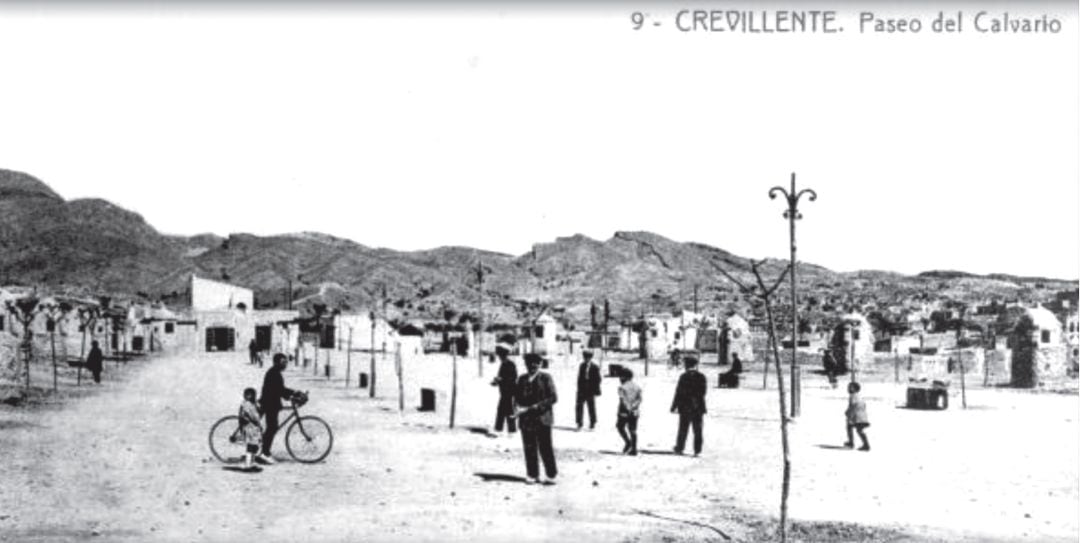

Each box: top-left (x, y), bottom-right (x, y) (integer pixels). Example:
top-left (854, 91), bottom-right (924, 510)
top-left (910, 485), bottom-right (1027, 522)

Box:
top-left (1, 168), bottom-right (1075, 324)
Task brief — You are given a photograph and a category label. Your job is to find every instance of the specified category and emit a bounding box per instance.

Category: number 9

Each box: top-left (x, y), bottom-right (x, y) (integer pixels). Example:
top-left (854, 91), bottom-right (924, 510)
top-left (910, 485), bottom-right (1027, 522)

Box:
top-left (631, 12), bottom-right (644, 30)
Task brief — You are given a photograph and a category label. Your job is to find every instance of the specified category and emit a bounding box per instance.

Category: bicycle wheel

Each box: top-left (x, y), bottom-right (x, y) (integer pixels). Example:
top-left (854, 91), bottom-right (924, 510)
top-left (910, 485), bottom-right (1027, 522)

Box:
top-left (285, 416), bottom-right (333, 463)
top-left (208, 415), bottom-right (246, 464)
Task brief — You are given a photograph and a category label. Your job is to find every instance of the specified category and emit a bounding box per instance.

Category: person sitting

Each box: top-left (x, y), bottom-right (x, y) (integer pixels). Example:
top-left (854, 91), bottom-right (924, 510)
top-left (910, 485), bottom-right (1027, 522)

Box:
top-left (718, 353), bottom-right (743, 389)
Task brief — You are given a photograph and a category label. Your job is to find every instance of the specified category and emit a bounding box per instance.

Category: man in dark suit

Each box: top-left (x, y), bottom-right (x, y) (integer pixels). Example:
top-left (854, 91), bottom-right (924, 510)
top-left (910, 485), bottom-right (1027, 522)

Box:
top-left (491, 344), bottom-right (518, 435)
top-left (85, 340), bottom-right (104, 384)
top-left (575, 350), bottom-right (602, 430)
top-left (514, 353), bottom-right (558, 484)
top-left (671, 355), bottom-right (707, 456)
top-left (259, 352), bottom-right (298, 464)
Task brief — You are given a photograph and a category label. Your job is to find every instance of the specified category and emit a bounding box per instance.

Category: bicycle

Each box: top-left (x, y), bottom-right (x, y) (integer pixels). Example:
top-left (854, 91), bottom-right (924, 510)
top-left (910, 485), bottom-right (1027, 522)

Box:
top-left (208, 391), bottom-right (334, 464)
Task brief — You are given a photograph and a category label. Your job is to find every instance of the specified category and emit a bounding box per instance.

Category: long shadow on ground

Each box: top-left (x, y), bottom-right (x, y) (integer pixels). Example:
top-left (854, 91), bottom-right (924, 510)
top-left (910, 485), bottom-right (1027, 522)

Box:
top-left (474, 472), bottom-right (529, 483)
top-left (464, 425), bottom-right (498, 437)
top-left (221, 465), bottom-right (264, 474)
top-left (637, 449), bottom-right (686, 456)
top-left (815, 444), bottom-right (852, 451)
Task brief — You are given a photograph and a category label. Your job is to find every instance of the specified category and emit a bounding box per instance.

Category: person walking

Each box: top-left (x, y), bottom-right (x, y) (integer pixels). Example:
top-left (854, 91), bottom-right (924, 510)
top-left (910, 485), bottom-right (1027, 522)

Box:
top-left (575, 350), bottom-right (602, 431)
top-left (85, 340), bottom-right (104, 384)
top-left (248, 339), bottom-right (259, 366)
top-left (514, 353), bottom-right (558, 485)
top-left (491, 344), bottom-right (518, 435)
top-left (616, 368), bottom-right (642, 455)
top-left (258, 353), bottom-right (299, 464)
top-left (670, 355), bottom-right (707, 456)
top-left (844, 381), bottom-right (871, 451)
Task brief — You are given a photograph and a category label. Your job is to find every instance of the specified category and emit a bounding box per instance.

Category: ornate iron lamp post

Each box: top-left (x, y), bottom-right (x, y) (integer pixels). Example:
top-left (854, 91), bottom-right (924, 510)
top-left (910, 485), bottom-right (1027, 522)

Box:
top-left (770, 173), bottom-right (816, 418)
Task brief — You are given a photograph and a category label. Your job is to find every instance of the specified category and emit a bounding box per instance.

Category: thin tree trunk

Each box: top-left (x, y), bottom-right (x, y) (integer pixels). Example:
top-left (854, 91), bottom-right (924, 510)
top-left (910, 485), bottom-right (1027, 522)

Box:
top-left (762, 296), bottom-right (792, 543)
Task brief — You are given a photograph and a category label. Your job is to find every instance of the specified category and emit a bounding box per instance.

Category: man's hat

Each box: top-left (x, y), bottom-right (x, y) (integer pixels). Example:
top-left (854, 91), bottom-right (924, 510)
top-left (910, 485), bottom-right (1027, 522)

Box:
top-left (683, 356), bottom-right (700, 367)
top-left (524, 353), bottom-right (543, 366)
top-left (583, 349), bottom-right (594, 359)
top-left (495, 343), bottom-right (512, 356)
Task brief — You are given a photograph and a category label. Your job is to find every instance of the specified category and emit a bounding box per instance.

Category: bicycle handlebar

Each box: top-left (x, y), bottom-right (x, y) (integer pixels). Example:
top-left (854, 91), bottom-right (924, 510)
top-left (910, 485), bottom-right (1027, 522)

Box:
top-left (291, 390), bottom-right (310, 407)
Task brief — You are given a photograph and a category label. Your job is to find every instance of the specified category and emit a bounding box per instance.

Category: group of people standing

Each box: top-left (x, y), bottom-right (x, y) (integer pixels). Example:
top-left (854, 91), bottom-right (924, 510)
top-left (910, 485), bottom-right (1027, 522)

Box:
top-left (491, 346), bottom-right (713, 484)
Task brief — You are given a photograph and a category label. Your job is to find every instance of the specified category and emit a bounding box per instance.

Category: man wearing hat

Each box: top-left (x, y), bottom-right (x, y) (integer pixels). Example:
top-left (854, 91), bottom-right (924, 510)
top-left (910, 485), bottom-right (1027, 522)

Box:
top-left (670, 355), bottom-right (707, 456)
top-left (514, 353), bottom-right (558, 484)
top-left (575, 350), bottom-right (602, 431)
top-left (491, 344), bottom-right (518, 435)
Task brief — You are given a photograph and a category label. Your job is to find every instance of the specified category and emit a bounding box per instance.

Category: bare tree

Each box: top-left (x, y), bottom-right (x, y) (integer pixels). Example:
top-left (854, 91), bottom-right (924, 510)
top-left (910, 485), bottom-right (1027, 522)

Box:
top-left (6, 296), bottom-right (41, 392)
top-left (709, 258), bottom-right (794, 542)
top-left (75, 305), bottom-right (100, 386)
top-left (41, 301), bottom-right (74, 392)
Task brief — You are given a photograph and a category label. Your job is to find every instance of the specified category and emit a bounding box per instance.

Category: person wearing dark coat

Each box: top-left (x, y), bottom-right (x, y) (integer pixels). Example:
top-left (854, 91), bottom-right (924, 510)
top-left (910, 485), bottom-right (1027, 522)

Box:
top-left (719, 353), bottom-right (743, 388)
top-left (491, 345), bottom-right (518, 434)
top-left (514, 353), bottom-right (558, 484)
top-left (85, 340), bottom-right (104, 384)
top-left (822, 349), bottom-right (839, 388)
top-left (575, 350), bottom-right (602, 430)
top-left (259, 353), bottom-right (297, 464)
top-left (670, 356), bottom-right (707, 456)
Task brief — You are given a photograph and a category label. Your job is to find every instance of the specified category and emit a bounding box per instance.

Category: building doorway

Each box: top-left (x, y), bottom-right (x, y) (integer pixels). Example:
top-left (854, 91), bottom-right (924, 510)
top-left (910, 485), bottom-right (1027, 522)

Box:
top-left (255, 325), bottom-right (272, 351)
top-left (206, 327), bottom-right (236, 352)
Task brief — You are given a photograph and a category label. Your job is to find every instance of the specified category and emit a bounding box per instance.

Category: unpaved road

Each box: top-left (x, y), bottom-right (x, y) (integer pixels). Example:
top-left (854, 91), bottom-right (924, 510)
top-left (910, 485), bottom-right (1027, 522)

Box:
top-left (1, 350), bottom-right (1076, 542)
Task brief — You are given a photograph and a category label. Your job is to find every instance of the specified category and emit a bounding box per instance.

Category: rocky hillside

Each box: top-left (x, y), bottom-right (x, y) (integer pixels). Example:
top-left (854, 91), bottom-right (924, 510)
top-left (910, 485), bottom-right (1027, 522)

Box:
top-left (0, 168), bottom-right (1075, 325)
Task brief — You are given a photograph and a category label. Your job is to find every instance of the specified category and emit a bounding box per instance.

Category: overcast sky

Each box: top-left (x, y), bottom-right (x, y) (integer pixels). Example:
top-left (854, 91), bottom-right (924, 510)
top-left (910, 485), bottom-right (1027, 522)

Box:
top-left (0, 2), bottom-right (1076, 279)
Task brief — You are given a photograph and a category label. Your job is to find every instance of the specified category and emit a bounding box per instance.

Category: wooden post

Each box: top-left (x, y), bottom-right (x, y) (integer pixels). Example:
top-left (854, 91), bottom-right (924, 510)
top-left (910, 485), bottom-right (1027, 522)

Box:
top-left (345, 327), bottom-right (353, 388)
top-left (50, 324), bottom-right (57, 392)
top-left (894, 354), bottom-right (900, 383)
top-left (477, 258), bottom-right (484, 378)
top-left (959, 348), bottom-right (967, 408)
top-left (642, 319), bottom-right (649, 377)
top-left (396, 342), bottom-right (404, 413)
top-left (450, 342), bottom-right (458, 428)
top-left (370, 313), bottom-right (377, 399)
top-left (957, 311), bottom-right (967, 408)
top-left (850, 331), bottom-right (857, 383)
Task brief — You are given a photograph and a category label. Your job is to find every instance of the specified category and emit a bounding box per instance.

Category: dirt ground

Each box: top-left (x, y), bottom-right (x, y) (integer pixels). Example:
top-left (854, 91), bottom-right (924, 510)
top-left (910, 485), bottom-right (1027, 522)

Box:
top-left (0, 348), bottom-right (1076, 543)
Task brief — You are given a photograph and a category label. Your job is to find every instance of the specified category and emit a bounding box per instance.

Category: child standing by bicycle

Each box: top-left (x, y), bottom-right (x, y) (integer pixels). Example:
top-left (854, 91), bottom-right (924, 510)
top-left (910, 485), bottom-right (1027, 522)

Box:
top-left (239, 387), bottom-right (264, 472)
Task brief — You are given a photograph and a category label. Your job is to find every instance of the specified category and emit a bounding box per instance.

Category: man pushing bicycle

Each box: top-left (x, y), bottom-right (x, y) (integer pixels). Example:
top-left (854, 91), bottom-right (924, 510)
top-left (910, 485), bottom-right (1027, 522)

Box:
top-left (259, 353), bottom-right (305, 464)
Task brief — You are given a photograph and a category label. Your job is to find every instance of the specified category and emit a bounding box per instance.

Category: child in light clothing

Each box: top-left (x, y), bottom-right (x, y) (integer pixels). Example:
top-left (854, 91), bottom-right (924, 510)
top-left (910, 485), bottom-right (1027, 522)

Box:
top-left (844, 381), bottom-right (870, 451)
top-left (239, 387), bottom-right (264, 471)
top-left (616, 368), bottom-right (642, 455)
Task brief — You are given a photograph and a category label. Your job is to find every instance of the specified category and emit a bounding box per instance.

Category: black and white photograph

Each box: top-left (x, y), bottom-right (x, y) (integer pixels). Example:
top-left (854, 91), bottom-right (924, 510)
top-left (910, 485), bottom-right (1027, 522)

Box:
top-left (0, 1), bottom-right (1077, 542)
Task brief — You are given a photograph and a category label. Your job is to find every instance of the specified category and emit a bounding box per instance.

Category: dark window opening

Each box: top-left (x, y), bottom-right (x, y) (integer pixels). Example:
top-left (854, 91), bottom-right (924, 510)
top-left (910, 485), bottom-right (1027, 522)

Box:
top-left (205, 327), bottom-right (236, 352)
